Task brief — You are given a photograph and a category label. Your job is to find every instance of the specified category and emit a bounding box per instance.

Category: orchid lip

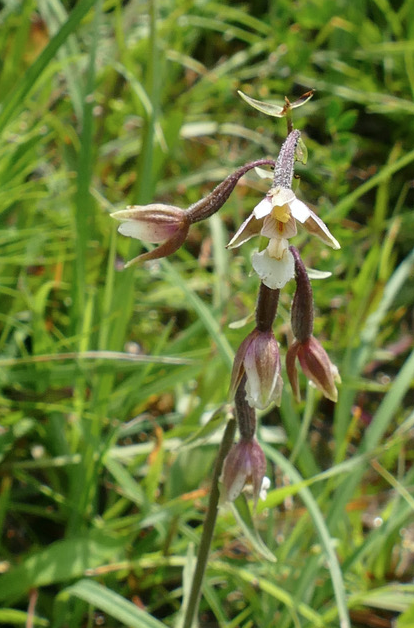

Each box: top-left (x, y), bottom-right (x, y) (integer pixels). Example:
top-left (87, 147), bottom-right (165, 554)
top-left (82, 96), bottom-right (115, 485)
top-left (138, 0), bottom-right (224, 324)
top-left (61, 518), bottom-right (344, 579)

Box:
top-left (252, 247), bottom-right (295, 290)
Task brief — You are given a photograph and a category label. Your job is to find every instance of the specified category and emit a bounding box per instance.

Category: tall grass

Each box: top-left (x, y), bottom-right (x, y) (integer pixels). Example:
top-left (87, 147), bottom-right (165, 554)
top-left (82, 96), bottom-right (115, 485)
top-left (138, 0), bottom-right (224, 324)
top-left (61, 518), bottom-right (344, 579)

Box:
top-left (1, 1), bottom-right (414, 627)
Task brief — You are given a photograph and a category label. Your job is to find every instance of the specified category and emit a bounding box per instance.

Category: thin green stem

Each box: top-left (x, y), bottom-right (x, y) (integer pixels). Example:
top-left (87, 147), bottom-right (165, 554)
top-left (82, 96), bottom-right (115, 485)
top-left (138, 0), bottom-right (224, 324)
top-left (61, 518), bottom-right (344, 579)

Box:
top-left (182, 418), bottom-right (237, 628)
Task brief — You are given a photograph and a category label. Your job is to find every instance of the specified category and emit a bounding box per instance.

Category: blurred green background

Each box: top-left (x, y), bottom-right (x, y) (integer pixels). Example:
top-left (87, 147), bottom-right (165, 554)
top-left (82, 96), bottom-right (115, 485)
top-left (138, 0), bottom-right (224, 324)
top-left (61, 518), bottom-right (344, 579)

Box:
top-left (1, 1), bottom-right (414, 627)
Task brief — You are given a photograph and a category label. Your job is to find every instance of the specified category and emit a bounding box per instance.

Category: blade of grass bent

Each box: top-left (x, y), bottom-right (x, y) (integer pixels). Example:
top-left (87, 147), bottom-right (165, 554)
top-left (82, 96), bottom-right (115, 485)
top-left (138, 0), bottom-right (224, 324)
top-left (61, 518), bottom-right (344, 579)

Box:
top-left (61, 580), bottom-right (165, 628)
top-left (211, 561), bottom-right (325, 627)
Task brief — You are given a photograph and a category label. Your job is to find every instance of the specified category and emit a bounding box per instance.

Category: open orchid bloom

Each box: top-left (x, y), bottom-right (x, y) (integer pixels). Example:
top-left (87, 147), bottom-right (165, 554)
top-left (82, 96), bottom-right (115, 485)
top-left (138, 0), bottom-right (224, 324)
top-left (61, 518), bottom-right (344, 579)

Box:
top-left (227, 186), bottom-right (340, 290)
top-left (227, 187), bottom-right (340, 251)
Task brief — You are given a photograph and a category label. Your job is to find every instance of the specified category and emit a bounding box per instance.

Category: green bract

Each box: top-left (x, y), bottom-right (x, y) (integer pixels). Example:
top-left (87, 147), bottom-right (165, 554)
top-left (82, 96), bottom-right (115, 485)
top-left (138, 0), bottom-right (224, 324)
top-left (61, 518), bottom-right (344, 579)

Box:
top-left (237, 89), bottom-right (315, 118)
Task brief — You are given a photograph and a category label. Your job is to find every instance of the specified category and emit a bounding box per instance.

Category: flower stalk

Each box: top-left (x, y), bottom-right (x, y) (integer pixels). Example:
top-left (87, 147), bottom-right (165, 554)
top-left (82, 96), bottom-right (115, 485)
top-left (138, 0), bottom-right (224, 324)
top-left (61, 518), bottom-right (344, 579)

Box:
top-left (273, 129), bottom-right (300, 189)
top-left (182, 417), bottom-right (237, 628)
top-left (186, 159), bottom-right (277, 223)
top-left (255, 283), bottom-right (280, 332)
top-left (290, 246), bottom-right (314, 342)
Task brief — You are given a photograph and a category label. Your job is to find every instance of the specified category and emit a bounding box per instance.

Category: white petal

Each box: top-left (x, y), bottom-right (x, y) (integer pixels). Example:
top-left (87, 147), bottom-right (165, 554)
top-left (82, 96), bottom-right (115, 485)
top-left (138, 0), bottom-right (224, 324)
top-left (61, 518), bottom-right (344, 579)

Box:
top-left (227, 213), bottom-right (263, 249)
top-left (271, 374), bottom-right (283, 407)
top-left (253, 197), bottom-right (273, 219)
top-left (303, 210), bottom-right (341, 249)
top-left (270, 187), bottom-right (296, 207)
top-left (245, 374), bottom-right (266, 410)
top-left (289, 198), bottom-right (311, 223)
top-left (259, 476), bottom-right (271, 501)
top-left (226, 471), bottom-right (248, 501)
top-left (251, 248), bottom-right (295, 290)
top-left (117, 220), bottom-right (166, 243)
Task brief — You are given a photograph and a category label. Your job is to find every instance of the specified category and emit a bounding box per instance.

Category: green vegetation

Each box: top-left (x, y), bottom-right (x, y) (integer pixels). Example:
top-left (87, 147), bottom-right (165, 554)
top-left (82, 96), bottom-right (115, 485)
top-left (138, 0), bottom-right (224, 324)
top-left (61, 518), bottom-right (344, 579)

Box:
top-left (1, 1), bottom-right (414, 626)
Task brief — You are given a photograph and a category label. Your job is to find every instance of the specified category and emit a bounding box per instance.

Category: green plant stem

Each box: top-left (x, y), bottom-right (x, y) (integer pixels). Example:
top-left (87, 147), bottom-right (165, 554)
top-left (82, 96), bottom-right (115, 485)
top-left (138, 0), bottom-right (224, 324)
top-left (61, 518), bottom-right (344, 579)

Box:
top-left (182, 418), bottom-right (237, 628)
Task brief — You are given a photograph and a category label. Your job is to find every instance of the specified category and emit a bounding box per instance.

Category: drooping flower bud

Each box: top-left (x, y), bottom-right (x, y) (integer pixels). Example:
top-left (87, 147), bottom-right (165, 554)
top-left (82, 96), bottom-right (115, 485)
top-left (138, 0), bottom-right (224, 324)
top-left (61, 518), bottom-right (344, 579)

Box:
top-left (286, 336), bottom-right (340, 402)
top-left (110, 204), bottom-right (191, 267)
top-left (221, 437), bottom-right (267, 504)
top-left (230, 328), bottom-right (282, 410)
top-left (112, 158), bottom-right (277, 267)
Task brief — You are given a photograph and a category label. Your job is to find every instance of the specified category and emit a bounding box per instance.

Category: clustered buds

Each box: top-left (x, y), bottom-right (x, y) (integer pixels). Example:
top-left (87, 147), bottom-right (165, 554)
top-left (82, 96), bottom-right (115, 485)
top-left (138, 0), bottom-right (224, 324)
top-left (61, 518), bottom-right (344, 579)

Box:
top-left (112, 90), bottom-right (340, 505)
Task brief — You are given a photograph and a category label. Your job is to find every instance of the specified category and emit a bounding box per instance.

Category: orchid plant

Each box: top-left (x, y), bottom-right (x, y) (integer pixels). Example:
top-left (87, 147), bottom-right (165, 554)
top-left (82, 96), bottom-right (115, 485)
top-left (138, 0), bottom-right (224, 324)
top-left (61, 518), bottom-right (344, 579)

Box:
top-left (111, 89), bottom-right (340, 627)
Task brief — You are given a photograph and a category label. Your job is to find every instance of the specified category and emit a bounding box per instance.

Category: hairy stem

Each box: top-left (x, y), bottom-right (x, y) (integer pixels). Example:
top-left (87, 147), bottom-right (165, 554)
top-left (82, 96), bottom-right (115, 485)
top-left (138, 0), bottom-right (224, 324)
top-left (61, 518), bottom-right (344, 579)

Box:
top-left (290, 245), bottom-right (314, 342)
top-left (273, 129), bottom-right (300, 189)
top-left (187, 158), bottom-right (276, 223)
top-left (255, 283), bottom-right (280, 332)
top-left (235, 375), bottom-right (257, 440)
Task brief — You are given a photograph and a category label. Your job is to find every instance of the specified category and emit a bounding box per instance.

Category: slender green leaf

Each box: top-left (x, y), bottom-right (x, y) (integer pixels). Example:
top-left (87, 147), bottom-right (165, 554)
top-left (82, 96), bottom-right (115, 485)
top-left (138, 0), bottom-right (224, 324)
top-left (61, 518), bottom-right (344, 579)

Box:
top-left (61, 580), bottom-right (165, 628)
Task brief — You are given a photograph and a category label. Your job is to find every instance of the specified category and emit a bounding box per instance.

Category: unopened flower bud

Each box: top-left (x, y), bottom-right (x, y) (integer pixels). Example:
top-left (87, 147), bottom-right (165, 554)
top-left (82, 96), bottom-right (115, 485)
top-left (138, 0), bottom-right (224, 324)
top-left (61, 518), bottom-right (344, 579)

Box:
top-left (112, 158), bottom-right (277, 267)
top-left (286, 336), bottom-right (340, 402)
top-left (221, 438), bottom-right (266, 504)
top-left (230, 328), bottom-right (282, 410)
top-left (110, 204), bottom-right (190, 266)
